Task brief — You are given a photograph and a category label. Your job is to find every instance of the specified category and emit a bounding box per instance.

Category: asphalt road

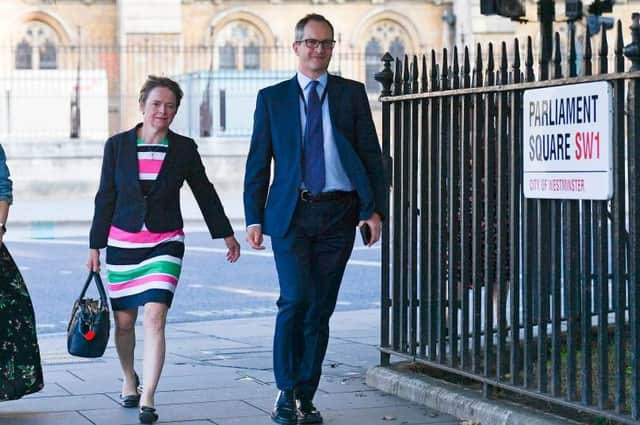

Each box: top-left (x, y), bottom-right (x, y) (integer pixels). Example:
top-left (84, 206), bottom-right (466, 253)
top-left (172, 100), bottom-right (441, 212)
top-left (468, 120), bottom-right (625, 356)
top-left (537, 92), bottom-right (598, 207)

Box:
top-left (5, 225), bottom-right (381, 335)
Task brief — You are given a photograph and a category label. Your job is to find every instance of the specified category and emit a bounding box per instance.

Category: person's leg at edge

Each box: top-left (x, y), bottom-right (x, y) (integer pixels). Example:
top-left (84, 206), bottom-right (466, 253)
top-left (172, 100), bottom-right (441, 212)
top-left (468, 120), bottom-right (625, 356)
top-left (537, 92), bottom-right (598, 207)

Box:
top-left (140, 302), bottom-right (168, 408)
top-left (114, 308), bottom-right (139, 397)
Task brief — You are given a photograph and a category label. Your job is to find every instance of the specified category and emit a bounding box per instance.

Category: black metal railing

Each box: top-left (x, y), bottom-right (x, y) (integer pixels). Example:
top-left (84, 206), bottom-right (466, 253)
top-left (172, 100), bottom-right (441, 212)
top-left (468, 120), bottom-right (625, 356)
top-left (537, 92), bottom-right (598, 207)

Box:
top-left (0, 44), bottom-right (392, 139)
top-left (376, 13), bottom-right (640, 424)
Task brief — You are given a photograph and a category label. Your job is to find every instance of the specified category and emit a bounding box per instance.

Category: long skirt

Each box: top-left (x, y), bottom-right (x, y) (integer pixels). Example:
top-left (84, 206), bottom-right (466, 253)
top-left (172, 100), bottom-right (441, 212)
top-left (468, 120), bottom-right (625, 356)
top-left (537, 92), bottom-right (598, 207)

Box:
top-left (0, 243), bottom-right (44, 400)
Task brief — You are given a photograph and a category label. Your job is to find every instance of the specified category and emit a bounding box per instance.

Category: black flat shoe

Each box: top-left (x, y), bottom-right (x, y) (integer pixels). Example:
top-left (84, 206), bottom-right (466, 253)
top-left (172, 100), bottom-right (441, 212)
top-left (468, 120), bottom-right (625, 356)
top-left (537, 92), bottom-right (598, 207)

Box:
top-left (120, 373), bottom-right (141, 408)
top-left (121, 393), bottom-right (141, 408)
top-left (139, 406), bottom-right (158, 424)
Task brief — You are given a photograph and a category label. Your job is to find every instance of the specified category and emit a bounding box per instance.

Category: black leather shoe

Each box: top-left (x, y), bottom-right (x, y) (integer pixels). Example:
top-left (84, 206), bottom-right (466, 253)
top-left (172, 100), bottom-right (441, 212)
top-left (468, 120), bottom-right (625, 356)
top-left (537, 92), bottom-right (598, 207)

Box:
top-left (139, 406), bottom-right (158, 424)
top-left (296, 396), bottom-right (323, 424)
top-left (120, 373), bottom-right (141, 408)
top-left (271, 390), bottom-right (297, 425)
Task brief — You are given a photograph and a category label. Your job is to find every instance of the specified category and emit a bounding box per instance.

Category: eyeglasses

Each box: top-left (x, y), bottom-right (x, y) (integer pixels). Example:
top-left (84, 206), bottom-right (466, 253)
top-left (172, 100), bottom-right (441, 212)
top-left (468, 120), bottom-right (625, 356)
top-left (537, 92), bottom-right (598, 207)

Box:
top-left (296, 39), bottom-right (336, 50)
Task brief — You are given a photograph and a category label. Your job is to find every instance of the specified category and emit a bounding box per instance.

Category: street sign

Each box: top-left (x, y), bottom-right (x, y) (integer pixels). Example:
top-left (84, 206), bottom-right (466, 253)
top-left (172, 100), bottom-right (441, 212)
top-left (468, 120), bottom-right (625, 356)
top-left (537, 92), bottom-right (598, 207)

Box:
top-left (522, 81), bottom-right (613, 200)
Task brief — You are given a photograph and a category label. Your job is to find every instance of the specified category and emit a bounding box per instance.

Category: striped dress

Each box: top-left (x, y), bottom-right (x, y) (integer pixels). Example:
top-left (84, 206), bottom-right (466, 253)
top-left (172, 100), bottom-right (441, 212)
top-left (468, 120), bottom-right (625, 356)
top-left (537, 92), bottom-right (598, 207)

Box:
top-left (105, 137), bottom-right (185, 311)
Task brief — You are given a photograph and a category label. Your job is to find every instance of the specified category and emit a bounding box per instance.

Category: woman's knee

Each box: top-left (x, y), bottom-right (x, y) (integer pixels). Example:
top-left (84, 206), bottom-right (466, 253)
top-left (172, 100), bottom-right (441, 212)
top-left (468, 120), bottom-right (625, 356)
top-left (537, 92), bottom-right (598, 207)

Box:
top-left (143, 304), bottom-right (168, 333)
top-left (114, 310), bottom-right (137, 332)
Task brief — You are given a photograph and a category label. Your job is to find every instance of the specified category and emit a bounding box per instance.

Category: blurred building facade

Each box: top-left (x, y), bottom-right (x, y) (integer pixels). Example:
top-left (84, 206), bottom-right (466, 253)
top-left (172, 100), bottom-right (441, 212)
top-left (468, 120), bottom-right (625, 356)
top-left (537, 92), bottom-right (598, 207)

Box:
top-left (0, 0), bottom-right (450, 140)
top-left (1, 0), bottom-right (635, 142)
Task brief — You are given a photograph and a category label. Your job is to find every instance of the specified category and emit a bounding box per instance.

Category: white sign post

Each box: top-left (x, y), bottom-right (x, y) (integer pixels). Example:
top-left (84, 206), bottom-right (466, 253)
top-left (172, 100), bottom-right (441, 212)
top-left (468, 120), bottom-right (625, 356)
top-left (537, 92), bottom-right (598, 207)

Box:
top-left (522, 81), bottom-right (613, 200)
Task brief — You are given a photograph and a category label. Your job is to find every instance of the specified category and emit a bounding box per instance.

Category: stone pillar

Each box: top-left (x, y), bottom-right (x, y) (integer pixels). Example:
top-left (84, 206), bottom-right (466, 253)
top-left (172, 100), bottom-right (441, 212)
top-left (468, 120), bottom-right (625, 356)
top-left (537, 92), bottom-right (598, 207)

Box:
top-left (116, 0), bottom-right (182, 130)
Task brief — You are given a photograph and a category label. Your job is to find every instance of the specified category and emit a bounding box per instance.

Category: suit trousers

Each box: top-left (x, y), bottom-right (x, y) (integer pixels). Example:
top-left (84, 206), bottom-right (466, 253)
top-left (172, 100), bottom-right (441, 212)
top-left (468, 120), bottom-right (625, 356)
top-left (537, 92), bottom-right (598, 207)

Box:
top-left (270, 194), bottom-right (358, 399)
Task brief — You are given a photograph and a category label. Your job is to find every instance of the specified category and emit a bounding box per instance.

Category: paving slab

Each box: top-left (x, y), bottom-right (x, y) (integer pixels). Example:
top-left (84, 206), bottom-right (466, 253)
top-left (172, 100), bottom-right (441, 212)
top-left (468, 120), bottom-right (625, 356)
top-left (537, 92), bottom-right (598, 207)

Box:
top-left (159, 422), bottom-right (215, 425)
top-left (82, 400), bottom-right (265, 425)
top-left (237, 370), bottom-right (276, 385)
top-left (0, 394), bottom-right (117, 413)
top-left (26, 382), bottom-right (71, 398)
top-left (246, 389), bottom-right (414, 413)
top-left (0, 411), bottom-right (95, 425)
top-left (202, 355), bottom-right (274, 370)
top-left (146, 373), bottom-right (244, 392)
top-left (150, 383), bottom-right (274, 405)
top-left (315, 375), bottom-right (375, 394)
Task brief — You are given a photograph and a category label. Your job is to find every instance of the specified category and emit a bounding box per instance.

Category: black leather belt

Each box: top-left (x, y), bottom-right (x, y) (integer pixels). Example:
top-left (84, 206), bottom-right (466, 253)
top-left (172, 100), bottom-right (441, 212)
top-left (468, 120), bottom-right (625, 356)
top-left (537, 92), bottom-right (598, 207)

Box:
top-left (299, 190), bottom-right (356, 202)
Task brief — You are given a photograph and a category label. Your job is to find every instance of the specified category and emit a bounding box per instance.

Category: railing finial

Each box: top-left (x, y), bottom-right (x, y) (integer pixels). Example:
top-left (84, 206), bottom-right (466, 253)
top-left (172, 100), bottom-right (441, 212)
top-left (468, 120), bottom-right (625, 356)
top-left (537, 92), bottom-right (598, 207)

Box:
top-left (623, 12), bottom-right (640, 72)
top-left (375, 52), bottom-right (395, 97)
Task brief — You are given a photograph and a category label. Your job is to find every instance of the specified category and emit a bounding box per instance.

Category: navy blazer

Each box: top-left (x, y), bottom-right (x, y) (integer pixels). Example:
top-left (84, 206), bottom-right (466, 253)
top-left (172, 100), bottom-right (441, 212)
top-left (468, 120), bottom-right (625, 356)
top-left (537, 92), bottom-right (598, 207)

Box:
top-left (244, 74), bottom-right (387, 237)
top-left (89, 124), bottom-right (233, 249)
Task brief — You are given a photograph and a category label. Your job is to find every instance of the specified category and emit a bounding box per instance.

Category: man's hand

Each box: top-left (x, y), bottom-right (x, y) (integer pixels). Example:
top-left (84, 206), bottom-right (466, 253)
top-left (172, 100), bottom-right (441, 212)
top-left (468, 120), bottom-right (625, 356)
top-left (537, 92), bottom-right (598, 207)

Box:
top-left (87, 249), bottom-right (101, 272)
top-left (246, 225), bottom-right (265, 250)
top-left (224, 235), bottom-right (241, 263)
top-left (358, 212), bottom-right (382, 247)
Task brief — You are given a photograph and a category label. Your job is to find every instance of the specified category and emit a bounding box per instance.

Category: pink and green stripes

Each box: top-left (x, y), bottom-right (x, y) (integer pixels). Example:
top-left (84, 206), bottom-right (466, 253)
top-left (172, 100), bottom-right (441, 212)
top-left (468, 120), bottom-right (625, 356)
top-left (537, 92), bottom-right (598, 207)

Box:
top-left (106, 225), bottom-right (184, 300)
top-left (106, 255), bottom-right (182, 298)
top-left (107, 226), bottom-right (184, 249)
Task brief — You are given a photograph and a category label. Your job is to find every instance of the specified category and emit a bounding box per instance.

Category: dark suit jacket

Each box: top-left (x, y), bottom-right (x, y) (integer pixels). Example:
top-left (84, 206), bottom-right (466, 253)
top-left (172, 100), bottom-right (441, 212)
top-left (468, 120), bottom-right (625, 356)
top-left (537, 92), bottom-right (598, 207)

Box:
top-left (89, 124), bottom-right (233, 249)
top-left (244, 74), bottom-right (387, 237)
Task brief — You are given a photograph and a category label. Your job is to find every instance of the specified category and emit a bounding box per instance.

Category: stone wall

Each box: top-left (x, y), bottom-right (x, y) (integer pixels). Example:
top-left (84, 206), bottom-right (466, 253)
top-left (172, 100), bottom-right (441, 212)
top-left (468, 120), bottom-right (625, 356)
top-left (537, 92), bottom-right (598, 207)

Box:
top-left (3, 137), bottom-right (248, 201)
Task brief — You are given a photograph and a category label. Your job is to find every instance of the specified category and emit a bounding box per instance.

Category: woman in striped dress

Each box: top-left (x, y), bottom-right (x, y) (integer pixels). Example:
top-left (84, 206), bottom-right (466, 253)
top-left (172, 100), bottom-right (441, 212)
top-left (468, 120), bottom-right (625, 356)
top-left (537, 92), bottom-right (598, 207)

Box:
top-left (87, 76), bottom-right (240, 424)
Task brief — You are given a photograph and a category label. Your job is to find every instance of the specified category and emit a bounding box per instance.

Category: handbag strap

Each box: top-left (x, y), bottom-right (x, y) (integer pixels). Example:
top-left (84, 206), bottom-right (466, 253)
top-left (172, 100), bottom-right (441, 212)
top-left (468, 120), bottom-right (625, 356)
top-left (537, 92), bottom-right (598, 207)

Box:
top-left (77, 271), bottom-right (108, 306)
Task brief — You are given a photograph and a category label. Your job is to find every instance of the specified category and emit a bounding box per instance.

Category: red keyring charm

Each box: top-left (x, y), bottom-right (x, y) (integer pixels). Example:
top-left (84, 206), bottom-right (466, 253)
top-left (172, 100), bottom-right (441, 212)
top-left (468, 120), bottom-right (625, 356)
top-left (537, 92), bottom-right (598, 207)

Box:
top-left (84, 330), bottom-right (96, 341)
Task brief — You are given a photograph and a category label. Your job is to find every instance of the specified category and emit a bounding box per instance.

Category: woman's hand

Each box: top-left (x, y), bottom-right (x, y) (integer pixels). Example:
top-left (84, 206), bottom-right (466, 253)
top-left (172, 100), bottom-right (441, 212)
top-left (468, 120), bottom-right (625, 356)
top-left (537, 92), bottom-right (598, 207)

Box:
top-left (87, 249), bottom-right (101, 272)
top-left (224, 235), bottom-right (241, 263)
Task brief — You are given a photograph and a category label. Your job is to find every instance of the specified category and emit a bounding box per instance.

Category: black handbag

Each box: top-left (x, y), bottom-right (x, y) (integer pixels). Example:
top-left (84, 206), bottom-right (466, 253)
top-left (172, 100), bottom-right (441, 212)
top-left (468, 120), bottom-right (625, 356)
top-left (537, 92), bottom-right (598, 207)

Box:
top-left (67, 271), bottom-right (110, 358)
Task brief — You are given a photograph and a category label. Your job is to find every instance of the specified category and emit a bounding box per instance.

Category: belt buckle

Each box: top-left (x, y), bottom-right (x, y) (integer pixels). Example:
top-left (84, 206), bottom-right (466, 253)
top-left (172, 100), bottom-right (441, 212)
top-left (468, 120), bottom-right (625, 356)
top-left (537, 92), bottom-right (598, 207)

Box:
top-left (300, 190), bottom-right (313, 202)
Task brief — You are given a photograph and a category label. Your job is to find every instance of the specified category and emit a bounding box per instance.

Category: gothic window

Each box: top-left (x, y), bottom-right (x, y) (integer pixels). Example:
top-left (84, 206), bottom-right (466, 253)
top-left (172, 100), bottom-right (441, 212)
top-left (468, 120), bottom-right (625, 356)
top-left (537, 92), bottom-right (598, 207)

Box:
top-left (15, 39), bottom-right (32, 69)
top-left (389, 38), bottom-right (406, 61)
top-left (14, 21), bottom-right (59, 70)
top-left (365, 38), bottom-right (383, 92)
top-left (39, 39), bottom-right (57, 69)
top-left (244, 43), bottom-right (260, 70)
top-left (363, 20), bottom-right (412, 92)
top-left (214, 21), bottom-right (265, 70)
top-left (219, 43), bottom-right (237, 70)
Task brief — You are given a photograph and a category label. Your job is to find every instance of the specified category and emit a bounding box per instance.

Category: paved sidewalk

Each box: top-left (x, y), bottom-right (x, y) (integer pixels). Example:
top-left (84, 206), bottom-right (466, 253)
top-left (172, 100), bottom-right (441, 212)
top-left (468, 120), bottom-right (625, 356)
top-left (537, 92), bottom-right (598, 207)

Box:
top-left (0, 309), bottom-right (461, 425)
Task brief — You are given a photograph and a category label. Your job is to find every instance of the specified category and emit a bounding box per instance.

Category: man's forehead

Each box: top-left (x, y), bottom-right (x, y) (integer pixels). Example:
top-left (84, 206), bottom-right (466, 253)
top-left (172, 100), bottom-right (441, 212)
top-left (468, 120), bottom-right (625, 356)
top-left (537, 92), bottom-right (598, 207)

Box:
top-left (302, 21), bottom-right (332, 35)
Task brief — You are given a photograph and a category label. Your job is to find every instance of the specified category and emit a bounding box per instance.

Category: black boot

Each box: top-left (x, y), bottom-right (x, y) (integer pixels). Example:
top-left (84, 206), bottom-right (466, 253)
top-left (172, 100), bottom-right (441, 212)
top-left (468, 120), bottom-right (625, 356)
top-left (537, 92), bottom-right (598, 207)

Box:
top-left (271, 390), bottom-right (297, 425)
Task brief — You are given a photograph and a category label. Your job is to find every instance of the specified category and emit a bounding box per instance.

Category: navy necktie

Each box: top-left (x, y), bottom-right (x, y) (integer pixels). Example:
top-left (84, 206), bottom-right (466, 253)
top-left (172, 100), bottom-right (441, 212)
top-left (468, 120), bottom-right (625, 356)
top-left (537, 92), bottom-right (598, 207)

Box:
top-left (303, 80), bottom-right (325, 195)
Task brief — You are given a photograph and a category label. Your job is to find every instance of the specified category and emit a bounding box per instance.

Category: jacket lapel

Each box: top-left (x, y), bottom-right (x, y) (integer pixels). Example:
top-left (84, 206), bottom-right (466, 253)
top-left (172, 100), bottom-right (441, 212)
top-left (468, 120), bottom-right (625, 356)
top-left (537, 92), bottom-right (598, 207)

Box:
top-left (284, 76), bottom-right (303, 168)
top-left (123, 126), bottom-right (144, 198)
top-left (327, 75), bottom-right (347, 146)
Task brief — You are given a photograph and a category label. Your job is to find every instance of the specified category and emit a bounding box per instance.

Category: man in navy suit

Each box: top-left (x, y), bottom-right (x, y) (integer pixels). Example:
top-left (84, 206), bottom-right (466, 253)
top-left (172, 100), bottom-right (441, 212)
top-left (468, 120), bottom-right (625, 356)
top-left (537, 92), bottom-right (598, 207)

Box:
top-left (244, 14), bottom-right (386, 425)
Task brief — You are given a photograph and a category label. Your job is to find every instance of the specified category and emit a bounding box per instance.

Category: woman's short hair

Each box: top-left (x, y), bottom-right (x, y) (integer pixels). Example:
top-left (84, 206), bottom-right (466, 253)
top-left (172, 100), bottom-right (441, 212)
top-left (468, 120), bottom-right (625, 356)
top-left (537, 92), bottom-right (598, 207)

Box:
top-left (138, 75), bottom-right (184, 108)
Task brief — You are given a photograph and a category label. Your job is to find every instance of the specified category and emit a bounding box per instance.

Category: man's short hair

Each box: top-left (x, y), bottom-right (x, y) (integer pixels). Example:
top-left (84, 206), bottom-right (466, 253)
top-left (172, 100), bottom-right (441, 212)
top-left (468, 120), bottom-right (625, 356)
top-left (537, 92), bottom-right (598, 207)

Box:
top-left (294, 14), bottom-right (335, 41)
